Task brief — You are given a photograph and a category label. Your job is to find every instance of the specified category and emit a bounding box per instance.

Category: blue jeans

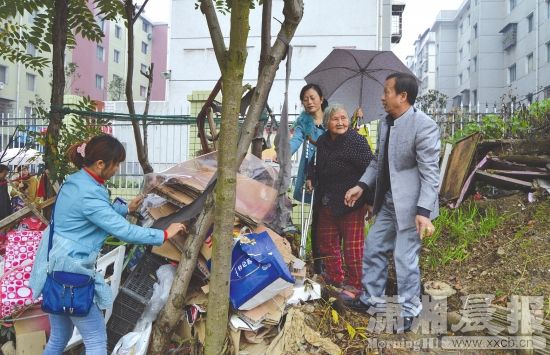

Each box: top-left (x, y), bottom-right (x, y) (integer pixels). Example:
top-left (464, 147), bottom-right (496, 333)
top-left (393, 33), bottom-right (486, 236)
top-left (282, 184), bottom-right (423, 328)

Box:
top-left (44, 304), bottom-right (107, 355)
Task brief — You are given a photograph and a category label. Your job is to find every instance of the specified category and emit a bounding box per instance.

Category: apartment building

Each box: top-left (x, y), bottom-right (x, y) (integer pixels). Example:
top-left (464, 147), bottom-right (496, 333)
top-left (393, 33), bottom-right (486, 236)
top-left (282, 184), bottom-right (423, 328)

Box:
top-left (0, 7), bottom-right (168, 115)
top-left (167, 0), bottom-right (405, 115)
top-left (0, 12), bottom-right (52, 115)
top-left (407, 0), bottom-right (550, 110)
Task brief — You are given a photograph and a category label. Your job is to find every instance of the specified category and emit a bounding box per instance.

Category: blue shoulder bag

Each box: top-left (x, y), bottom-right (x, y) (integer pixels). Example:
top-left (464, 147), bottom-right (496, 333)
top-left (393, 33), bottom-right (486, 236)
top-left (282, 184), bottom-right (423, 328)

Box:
top-left (41, 189), bottom-right (95, 317)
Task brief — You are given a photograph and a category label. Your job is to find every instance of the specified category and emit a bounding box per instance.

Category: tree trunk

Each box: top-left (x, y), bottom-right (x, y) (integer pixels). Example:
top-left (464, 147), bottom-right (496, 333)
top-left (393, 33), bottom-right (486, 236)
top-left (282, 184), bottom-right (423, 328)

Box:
top-left (205, 0), bottom-right (250, 353)
top-left (150, 2), bottom-right (303, 353)
top-left (141, 63), bottom-right (154, 164)
top-left (124, 0), bottom-right (154, 174)
top-left (46, 0), bottom-right (69, 182)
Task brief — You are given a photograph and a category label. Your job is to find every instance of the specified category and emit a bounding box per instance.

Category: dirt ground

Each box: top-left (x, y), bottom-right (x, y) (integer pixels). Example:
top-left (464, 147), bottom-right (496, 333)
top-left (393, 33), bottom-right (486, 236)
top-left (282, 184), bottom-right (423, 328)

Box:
top-left (304, 192), bottom-right (550, 354)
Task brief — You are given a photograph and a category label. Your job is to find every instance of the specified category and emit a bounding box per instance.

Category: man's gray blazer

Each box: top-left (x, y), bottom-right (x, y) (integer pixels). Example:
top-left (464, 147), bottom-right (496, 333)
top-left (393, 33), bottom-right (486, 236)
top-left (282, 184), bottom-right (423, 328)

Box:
top-left (359, 106), bottom-right (440, 231)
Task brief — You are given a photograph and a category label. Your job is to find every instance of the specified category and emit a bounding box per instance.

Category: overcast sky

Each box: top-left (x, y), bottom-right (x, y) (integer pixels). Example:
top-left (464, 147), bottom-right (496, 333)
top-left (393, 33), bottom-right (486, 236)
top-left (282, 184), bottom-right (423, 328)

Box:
top-left (142, 0), bottom-right (465, 62)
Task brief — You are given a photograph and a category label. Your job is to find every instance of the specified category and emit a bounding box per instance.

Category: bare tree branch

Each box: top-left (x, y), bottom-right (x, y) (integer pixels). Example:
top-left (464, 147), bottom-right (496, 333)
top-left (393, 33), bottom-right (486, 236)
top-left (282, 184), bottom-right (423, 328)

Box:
top-left (259, 0), bottom-right (272, 74)
top-left (237, 0), bottom-right (304, 160)
top-left (133, 0), bottom-right (150, 24)
top-left (199, 0), bottom-right (227, 69)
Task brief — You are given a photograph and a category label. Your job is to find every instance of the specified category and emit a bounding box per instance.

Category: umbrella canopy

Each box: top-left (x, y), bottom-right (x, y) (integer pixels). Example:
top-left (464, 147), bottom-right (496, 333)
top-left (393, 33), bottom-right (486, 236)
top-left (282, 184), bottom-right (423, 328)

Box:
top-left (305, 49), bottom-right (415, 122)
top-left (0, 148), bottom-right (43, 165)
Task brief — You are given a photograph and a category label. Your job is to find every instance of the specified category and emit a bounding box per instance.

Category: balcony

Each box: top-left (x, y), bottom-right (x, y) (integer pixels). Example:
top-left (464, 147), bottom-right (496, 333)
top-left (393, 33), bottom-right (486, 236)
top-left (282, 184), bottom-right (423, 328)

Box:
top-left (499, 22), bottom-right (517, 50)
top-left (391, 3), bottom-right (406, 44)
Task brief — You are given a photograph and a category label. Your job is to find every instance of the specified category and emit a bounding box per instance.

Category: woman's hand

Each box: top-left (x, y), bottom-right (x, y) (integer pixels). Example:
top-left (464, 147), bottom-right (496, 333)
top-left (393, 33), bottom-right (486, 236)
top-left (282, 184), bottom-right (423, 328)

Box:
top-left (128, 194), bottom-right (144, 213)
top-left (305, 179), bottom-right (313, 192)
top-left (166, 223), bottom-right (187, 239)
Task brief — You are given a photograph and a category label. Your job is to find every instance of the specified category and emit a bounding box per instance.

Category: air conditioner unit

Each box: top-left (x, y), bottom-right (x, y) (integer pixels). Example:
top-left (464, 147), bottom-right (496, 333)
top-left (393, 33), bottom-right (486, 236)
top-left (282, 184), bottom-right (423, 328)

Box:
top-left (147, 33), bottom-right (153, 41)
top-left (0, 82), bottom-right (5, 90)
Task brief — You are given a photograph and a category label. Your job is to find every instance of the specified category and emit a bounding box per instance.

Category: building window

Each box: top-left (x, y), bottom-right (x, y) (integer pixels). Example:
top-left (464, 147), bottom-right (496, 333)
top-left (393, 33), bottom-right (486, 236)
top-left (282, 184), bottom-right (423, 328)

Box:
top-left (96, 17), bottom-right (105, 32)
top-left (26, 43), bottom-right (36, 56)
top-left (0, 65), bottom-right (7, 83)
top-left (527, 53), bottom-right (534, 73)
top-left (508, 64), bottom-right (516, 83)
top-left (459, 73), bottom-right (463, 85)
top-left (113, 49), bottom-right (120, 63)
top-left (472, 90), bottom-right (477, 106)
top-left (459, 48), bottom-right (463, 60)
top-left (140, 85), bottom-right (147, 97)
top-left (141, 42), bottom-right (148, 54)
top-left (142, 19), bottom-right (150, 33)
top-left (96, 45), bottom-right (104, 61)
top-left (95, 74), bottom-right (104, 89)
top-left (548, 1), bottom-right (550, 19)
top-left (140, 64), bottom-right (147, 73)
top-left (473, 56), bottom-right (477, 72)
top-left (474, 23), bottom-right (478, 38)
top-left (460, 22), bottom-right (463, 34)
top-left (527, 13), bottom-right (534, 33)
top-left (547, 42), bottom-right (550, 63)
top-left (115, 25), bottom-right (122, 39)
top-left (509, 0), bottom-right (516, 11)
top-left (26, 73), bottom-right (35, 91)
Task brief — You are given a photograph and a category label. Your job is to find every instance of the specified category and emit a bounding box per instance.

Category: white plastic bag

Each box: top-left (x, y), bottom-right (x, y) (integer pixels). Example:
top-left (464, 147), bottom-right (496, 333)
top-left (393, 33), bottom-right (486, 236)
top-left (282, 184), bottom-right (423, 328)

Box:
top-left (111, 323), bottom-right (151, 355)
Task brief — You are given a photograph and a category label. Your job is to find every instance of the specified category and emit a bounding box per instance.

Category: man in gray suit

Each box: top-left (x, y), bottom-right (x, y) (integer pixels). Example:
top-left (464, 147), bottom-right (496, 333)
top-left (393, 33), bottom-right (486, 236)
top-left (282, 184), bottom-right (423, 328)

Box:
top-left (344, 73), bottom-right (440, 332)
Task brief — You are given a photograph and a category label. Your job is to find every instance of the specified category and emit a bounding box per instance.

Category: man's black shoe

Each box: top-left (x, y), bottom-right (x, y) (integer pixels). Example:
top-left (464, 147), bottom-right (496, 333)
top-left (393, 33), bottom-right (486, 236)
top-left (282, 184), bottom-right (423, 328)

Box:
top-left (344, 298), bottom-right (370, 313)
top-left (398, 316), bottom-right (416, 333)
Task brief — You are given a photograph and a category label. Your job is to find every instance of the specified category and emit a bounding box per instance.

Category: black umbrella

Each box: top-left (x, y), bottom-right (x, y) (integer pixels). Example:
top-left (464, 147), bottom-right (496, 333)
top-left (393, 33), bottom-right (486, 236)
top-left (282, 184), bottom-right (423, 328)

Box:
top-left (305, 49), bottom-right (415, 122)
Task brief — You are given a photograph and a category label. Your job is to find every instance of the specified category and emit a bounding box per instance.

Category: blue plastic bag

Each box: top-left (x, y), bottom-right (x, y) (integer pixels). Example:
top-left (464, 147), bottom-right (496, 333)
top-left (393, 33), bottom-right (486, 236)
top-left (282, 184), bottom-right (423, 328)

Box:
top-left (230, 231), bottom-right (294, 310)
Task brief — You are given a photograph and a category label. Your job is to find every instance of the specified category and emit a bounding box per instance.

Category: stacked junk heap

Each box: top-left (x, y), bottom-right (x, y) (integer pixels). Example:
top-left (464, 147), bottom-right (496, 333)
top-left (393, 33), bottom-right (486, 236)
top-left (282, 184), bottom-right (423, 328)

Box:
top-left (0, 151), bottom-right (340, 354)
top-left (439, 133), bottom-right (550, 207)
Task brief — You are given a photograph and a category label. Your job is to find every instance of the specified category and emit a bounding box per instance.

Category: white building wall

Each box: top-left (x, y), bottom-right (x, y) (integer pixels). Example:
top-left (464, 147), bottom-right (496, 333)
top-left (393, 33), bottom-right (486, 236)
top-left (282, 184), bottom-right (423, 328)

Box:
top-left (168, 0), bottom-right (393, 115)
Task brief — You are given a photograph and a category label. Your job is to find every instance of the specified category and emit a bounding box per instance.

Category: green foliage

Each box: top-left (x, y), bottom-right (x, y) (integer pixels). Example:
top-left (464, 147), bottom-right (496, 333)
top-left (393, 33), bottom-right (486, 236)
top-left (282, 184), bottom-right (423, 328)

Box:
top-left (195, 0), bottom-right (257, 15)
top-left (24, 96), bottom-right (111, 182)
top-left (417, 89), bottom-right (449, 112)
top-left (447, 99), bottom-right (550, 144)
top-left (108, 75), bottom-right (126, 100)
top-left (0, 0), bottom-right (124, 72)
top-left (423, 204), bottom-right (504, 270)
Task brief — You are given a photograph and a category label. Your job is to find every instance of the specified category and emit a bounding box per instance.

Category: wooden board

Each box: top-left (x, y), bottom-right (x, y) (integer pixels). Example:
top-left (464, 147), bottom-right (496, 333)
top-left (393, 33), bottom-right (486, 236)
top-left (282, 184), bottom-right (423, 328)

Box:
top-left (475, 170), bottom-right (533, 190)
top-left (440, 132), bottom-right (482, 201)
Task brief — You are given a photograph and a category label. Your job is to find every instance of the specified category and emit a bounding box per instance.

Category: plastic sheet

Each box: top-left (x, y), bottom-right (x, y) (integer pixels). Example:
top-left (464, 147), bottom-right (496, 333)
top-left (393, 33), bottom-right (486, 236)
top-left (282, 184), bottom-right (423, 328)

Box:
top-left (142, 152), bottom-right (278, 224)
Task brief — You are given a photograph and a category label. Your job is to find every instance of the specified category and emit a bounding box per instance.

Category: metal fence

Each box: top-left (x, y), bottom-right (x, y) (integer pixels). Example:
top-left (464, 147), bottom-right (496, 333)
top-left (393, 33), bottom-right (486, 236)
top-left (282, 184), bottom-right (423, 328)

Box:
top-left (1, 106), bottom-right (531, 222)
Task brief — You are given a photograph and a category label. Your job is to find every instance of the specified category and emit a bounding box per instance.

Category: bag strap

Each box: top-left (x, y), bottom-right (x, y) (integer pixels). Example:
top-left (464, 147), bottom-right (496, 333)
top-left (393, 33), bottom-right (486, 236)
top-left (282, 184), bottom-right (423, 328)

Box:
top-left (46, 184), bottom-right (62, 264)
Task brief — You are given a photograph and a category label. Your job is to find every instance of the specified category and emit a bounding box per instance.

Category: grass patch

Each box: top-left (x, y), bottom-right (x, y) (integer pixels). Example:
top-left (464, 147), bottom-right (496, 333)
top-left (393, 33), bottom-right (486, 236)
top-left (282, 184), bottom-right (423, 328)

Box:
top-left (422, 203), bottom-right (504, 270)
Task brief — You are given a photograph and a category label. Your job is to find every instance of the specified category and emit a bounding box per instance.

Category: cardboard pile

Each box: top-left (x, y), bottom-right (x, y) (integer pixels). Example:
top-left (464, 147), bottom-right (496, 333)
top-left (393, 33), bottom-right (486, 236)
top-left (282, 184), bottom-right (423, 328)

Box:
top-left (140, 152), bottom-right (319, 351)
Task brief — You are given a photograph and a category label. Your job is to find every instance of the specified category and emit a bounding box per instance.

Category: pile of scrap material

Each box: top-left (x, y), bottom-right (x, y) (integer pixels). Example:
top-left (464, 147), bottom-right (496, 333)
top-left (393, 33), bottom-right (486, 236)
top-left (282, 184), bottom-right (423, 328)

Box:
top-left (439, 133), bottom-right (550, 207)
top-left (134, 152), bottom-right (327, 352)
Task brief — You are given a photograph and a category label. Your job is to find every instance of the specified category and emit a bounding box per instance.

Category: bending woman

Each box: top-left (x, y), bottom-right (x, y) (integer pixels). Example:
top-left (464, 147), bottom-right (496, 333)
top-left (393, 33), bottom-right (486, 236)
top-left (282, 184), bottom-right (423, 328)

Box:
top-left (30, 135), bottom-right (185, 355)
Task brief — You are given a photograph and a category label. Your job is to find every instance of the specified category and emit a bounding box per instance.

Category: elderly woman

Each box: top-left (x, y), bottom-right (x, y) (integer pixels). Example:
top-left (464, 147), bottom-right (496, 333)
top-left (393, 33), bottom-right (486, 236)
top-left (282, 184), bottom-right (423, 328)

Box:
top-left (306, 104), bottom-right (374, 296)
